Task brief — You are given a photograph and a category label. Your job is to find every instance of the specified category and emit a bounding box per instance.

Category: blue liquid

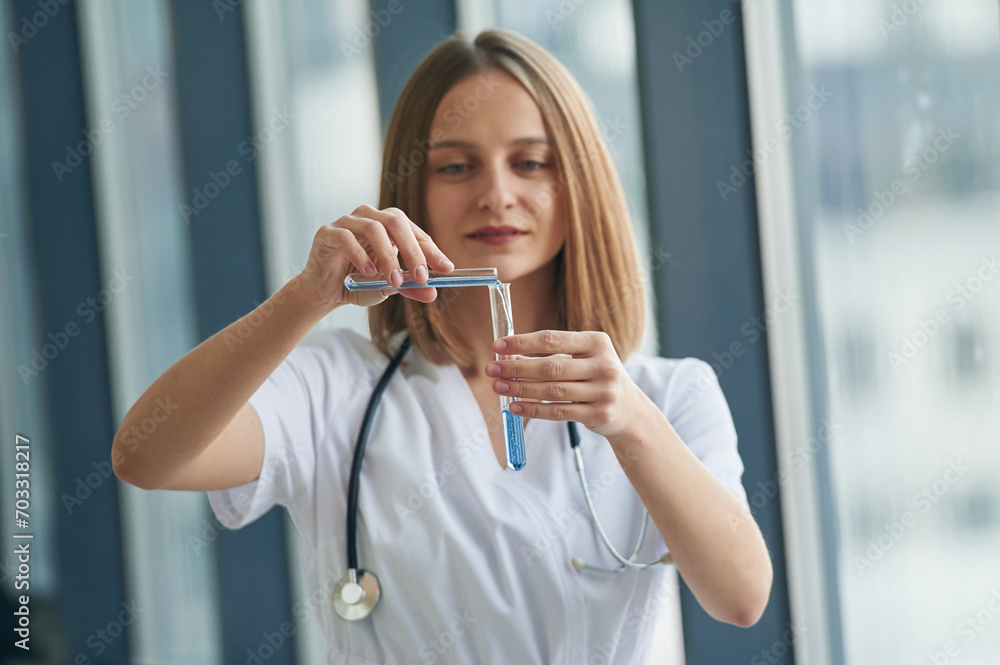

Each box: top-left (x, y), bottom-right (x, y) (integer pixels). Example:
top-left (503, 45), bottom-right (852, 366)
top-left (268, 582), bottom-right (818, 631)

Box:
top-left (502, 407), bottom-right (526, 471)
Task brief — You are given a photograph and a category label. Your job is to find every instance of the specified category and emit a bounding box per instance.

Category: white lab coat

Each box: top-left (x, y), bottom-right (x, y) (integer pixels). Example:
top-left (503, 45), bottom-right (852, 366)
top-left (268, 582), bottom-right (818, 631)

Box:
top-left (208, 327), bottom-right (749, 664)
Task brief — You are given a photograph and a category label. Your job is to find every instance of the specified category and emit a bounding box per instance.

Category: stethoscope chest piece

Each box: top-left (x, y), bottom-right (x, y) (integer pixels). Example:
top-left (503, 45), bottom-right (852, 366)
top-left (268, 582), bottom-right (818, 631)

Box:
top-left (333, 569), bottom-right (381, 621)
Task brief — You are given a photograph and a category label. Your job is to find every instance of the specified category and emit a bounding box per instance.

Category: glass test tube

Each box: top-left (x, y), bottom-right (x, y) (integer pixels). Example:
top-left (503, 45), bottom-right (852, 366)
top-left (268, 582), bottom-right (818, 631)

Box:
top-left (489, 282), bottom-right (526, 471)
top-left (344, 267), bottom-right (500, 291)
top-left (344, 266), bottom-right (527, 471)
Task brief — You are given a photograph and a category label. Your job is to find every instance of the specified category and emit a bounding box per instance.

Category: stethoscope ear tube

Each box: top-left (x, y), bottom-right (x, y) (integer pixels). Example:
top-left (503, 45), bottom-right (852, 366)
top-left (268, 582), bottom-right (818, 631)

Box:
top-left (568, 421), bottom-right (672, 572)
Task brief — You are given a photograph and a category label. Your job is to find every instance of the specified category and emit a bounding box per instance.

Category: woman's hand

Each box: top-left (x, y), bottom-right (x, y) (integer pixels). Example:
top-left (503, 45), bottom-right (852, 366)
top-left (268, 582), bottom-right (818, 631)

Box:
top-left (486, 330), bottom-right (644, 439)
top-left (293, 204), bottom-right (455, 314)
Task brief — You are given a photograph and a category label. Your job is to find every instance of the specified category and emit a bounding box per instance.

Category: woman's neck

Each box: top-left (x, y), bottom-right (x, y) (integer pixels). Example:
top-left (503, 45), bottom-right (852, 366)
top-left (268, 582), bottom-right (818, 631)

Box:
top-left (448, 261), bottom-right (561, 379)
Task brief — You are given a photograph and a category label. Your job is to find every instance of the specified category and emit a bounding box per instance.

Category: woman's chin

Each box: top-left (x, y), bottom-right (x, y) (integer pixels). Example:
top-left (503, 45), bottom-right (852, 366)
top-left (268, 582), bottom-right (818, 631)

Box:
top-left (445, 253), bottom-right (552, 284)
top-left (495, 264), bottom-right (545, 285)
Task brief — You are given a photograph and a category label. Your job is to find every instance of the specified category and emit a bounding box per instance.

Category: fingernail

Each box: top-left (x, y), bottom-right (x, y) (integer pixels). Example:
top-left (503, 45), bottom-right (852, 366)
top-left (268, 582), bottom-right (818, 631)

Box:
top-left (364, 263), bottom-right (377, 276)
top-left (495, 380), bottom-right (510, 393)
top-left (486, 362), bottom-right (501, 377)
top-left (391, 268), bottom-right (402, 285)
top-left (415, 264), bottom-right (428, 281)
top-left (510, 402), bottom-right (524, 414)
top-left (494, 339), bottom-right (507, 353)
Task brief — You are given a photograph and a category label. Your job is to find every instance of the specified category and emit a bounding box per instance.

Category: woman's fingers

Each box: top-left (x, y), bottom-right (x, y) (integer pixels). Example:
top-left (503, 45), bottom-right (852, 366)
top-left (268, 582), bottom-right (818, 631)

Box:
top-left (355, 205), bottom-right (454, 280)
top-left (354, 206), bottom-right (415, 285)
top-left (305, 220), bottom-right (378, 276)
top-left (374, 286), bottom-right (438, 303)
top-left (337, 215), bottom-right (402, 283)
top-left (300, 204), bottom-right (453, 312)
top-left (486, 354), bottom-right (598, 382)
top-left (410, 225), bottom-right (455, 274)
top-left (398, 286), bottom-right (438, 303)
top-left (507, 400), bottom-right (590, 421)
top-left (492, 378), bottom-right (602, 403)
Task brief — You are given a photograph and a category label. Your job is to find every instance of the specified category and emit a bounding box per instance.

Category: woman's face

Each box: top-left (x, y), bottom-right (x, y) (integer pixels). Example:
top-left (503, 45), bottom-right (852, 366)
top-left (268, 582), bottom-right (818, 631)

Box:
top-left (424, 68), bottom-right (564, 283)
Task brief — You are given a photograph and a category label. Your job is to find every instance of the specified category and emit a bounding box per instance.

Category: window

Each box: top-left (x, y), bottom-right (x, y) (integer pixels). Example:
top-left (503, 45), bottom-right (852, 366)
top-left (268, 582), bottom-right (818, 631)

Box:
top-left (949, 322), bottom-right (987, 385)
top-left (0, 1), bottom-right (60, 648)
top-left (77, 1), bottom-right (218, 661)
top-left (745, 1), bottom-right (1000, 662)
top-left (245, 0), bottom-right (384, 339)
top-left (244, 0), bottom-right (384, 659)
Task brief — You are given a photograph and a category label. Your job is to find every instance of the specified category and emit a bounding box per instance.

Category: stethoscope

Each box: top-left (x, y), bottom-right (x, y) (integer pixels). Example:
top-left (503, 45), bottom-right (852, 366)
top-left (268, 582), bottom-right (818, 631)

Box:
top-left (333, 335), bottom-right (674, 621)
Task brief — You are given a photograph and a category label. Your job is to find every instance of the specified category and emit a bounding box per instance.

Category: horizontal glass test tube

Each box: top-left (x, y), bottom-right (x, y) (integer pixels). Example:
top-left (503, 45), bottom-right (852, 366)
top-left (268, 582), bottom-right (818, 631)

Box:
top-left (344, 267), bottom-right (500, 291)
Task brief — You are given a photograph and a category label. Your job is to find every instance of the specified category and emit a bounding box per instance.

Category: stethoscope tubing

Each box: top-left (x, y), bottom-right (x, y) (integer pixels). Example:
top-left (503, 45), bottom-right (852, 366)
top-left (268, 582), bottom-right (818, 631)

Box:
top-left (346, 335), bottom-right (413, 571)
top-left (338, 334), bottom-right (667, 620)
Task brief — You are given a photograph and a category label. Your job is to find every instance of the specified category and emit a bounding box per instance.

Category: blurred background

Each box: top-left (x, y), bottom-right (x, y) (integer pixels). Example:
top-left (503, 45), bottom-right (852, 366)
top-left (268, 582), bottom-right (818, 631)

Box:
top-left (0, 0), bottom-right (998, 663)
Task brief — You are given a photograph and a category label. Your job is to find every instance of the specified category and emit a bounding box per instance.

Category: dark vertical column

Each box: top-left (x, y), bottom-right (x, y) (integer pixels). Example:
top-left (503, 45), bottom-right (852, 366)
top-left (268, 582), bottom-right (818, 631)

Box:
top-left (371, 0), bottom-right (457, 132)
top-left (168, 2), bottom-right (295, 662)
top-left (12, 0), bottom-right (128, 660)
top-left (631, 0), bottom-right (795, 662)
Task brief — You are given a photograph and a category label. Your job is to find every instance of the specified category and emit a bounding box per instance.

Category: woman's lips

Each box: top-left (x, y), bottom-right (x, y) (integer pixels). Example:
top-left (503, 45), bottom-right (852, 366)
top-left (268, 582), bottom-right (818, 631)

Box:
top-left (466, 228), bottom-right (528, 245)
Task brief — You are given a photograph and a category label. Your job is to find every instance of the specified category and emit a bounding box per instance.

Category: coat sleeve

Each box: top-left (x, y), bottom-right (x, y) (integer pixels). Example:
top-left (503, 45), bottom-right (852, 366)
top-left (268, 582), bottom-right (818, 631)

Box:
top-left (206, 328), bottom-right (370, 529)
top-left (640, 356), bottom-right (751, 558)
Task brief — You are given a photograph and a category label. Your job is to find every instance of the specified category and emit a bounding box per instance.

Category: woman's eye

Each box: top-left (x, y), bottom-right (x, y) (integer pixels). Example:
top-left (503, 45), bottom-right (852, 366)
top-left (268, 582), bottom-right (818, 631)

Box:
top-left (516, 160), bottom-right (547, 171)
top-left (438, 163), bottom-right (469, 175)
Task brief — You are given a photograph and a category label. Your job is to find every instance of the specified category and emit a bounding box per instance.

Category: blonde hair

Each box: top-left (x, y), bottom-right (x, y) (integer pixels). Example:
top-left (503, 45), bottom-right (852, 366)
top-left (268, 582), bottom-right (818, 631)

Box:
top-left (370, 28), bottom-right (646, 370)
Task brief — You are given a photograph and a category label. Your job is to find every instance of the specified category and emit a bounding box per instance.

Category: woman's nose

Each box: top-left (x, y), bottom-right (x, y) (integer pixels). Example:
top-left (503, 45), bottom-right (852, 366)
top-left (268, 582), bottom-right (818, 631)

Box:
top-left (476, 164), bottom-right (517, 213)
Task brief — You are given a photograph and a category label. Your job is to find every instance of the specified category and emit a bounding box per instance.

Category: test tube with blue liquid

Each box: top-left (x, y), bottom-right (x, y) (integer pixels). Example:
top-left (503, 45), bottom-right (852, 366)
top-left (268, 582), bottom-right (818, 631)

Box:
top-left (345, 268), bottom-right (527, 470)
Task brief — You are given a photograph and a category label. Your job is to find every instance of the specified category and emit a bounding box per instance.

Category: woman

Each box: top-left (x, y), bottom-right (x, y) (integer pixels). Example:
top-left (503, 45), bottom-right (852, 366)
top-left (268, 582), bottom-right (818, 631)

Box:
top-left (113, 28), bottom-right (772, 664)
